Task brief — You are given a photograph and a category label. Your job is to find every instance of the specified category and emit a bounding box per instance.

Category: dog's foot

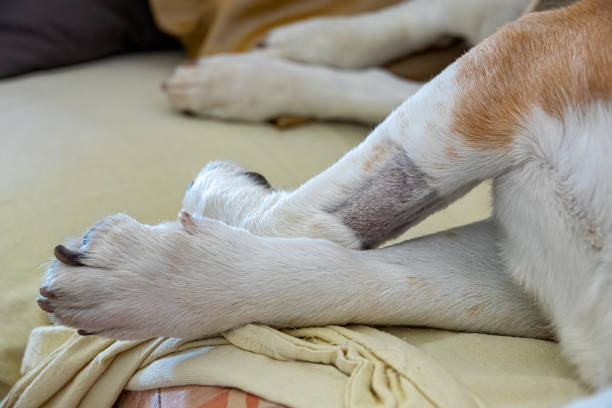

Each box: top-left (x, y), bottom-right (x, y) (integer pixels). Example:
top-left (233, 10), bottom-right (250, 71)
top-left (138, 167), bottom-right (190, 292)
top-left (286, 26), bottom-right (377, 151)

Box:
top-left (163, 52), bottom-right (412, 124)
top-left (181, 161), bottom-right (280, 228)
top-left (181, 161), bottom-right (361, 248)
top-left (38, 214), bottom-right (254, 339)
top-left (163, 53), bottom-right (314, 122)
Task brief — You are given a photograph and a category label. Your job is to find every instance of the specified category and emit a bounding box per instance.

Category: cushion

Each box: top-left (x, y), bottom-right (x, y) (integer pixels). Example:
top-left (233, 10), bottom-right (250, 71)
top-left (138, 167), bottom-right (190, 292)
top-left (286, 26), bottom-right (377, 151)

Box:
top-left (0, 0), bottom-right (178, 79)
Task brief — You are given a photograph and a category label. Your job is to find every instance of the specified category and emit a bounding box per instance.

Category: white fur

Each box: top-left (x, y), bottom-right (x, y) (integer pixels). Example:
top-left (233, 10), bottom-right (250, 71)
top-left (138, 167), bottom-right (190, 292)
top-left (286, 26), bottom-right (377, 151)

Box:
top-left (495, 104), bottom-right (612, 388)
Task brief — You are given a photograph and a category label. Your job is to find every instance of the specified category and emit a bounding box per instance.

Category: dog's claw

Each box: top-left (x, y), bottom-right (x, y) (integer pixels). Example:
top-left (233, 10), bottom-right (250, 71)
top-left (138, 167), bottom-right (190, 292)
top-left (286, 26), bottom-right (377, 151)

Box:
top-left (77, 329), bottom-right (94, 336)
top-left (37, 297), bottom-right (54, 313)
top-left (54, 244), bottom-right (84, 266)
top-left (39, 285), bottom-right (54, 298)
top-left (179, 211), bottom-right (198, 235)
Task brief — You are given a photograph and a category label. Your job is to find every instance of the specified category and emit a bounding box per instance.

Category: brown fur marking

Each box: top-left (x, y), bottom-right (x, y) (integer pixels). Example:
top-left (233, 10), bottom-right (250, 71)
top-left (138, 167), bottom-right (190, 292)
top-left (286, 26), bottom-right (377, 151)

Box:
top-left (452, 0), bottom-right (611, 150)
top-left (363, 144), bottom-right (388, 172)
top-left (444, 145), bottom-right (459, 160)
top-left (467, 304), bottom-right (484, 315)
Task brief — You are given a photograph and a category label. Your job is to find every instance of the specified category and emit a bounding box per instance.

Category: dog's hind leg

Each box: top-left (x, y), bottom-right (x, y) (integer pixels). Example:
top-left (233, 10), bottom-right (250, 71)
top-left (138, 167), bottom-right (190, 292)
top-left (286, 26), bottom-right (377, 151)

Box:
top-left (338, 218), bottom-right (551, 339)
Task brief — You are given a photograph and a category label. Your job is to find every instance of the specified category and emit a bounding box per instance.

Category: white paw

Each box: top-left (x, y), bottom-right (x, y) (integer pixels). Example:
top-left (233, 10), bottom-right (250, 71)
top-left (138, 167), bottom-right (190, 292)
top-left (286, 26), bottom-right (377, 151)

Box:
top-left (163, 50), bottom-right (412, 124)
top-left (38, 214), bottom-right (253, 339)
top-left (181, 161), bottom-right (280, 230)
top-left (180, 161), bottom-right (360, 247)
top-left (263, 17), bottom-right (390, 69)
top-left (163, 53), bottom-right (306, 122)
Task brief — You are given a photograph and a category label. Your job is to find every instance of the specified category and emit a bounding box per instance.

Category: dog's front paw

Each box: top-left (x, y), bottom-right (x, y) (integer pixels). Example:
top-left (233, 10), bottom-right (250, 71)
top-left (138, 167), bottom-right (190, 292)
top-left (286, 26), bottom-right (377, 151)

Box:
top-left (180, 161), bottom-right (361, 248)
top-left (181, 161), bottom-right (281, 231)
top-left (38, 214), bottom-right (250, 339)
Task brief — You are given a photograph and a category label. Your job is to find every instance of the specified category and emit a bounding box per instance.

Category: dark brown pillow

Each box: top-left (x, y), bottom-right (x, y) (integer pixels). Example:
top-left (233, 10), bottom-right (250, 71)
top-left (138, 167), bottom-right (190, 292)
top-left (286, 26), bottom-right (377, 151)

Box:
top-left (0, 0), bottom-right (179, 79)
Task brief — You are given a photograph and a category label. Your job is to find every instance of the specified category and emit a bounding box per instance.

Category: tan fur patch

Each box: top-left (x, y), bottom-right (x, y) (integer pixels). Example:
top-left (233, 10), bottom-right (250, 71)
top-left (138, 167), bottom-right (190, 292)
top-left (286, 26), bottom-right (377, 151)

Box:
top-left (451, 0), bottom-right (611, 150)
top-left (362, 144), bottom-right (388, 171)
top-left (406, 276), bottom-right (430, 292)
top-left (444, 145), bottom-right (459, 160)
top-left (467, 304), bottom-right (484, 315)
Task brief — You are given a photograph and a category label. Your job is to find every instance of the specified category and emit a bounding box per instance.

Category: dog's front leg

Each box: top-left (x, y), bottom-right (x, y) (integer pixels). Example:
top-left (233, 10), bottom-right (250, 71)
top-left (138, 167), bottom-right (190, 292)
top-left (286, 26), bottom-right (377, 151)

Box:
top-left (40, 214), bottom-right (548, 340)
top-left (214, 61), bottom-right (516, 249)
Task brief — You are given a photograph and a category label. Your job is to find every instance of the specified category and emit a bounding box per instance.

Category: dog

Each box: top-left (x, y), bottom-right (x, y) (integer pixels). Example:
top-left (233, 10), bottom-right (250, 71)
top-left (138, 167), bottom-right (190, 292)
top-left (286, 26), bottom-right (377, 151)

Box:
top-left (38, 0), bottom-right (611, 406)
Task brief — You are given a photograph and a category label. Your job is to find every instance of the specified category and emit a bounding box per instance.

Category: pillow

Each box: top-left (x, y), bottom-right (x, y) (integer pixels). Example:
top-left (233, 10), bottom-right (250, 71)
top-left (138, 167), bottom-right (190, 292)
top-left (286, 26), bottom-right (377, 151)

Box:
top-left (0, 0), bottom-right (179, 79)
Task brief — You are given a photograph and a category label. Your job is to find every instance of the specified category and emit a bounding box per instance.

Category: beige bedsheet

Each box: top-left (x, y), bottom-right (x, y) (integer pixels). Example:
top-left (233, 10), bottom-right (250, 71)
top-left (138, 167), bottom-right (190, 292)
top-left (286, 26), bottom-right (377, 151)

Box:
top-left (0, 52), bottom-right (587, 407)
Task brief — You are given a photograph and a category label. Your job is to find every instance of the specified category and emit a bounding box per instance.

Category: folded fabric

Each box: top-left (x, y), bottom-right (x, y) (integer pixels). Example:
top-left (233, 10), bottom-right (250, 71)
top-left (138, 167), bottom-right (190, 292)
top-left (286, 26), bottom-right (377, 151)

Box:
top-left (2, 324), bottom-right (586, 408)
top-left (116, 385), bottom-right (287, 407)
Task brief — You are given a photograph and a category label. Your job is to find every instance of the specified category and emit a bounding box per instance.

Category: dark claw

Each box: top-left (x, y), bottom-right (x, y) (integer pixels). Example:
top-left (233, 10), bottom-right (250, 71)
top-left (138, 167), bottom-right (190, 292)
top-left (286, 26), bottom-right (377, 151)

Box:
top-left (243, 171), bottom-right (272, 189)
top-left (77, 329), bottom-right (94, 336)
top-left (37, 297), bottom-right (54, 313)
top-left (54, 244), bottom-right (84, 266)
top-left (180, 109), bottom-right (196, 117)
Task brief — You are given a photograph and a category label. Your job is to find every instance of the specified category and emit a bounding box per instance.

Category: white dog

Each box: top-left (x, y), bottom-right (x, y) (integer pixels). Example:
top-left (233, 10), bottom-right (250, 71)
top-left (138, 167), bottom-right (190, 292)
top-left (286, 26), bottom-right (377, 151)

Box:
top-left (38, 0), bottom-right (611, 405)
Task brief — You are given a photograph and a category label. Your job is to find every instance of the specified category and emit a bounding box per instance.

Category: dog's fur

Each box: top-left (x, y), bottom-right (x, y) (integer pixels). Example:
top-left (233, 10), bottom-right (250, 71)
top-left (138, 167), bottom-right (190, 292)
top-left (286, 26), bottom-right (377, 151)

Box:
top-left (38, 0), bottom-right (611, 406)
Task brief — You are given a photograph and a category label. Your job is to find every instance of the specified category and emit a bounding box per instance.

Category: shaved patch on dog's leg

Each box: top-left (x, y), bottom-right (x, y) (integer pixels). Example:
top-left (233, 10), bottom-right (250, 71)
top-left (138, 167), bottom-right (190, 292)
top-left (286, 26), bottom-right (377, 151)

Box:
top-left (328, 153), bottom-right (439, 249)
top-left (326, 150), bottom-right (478, 249)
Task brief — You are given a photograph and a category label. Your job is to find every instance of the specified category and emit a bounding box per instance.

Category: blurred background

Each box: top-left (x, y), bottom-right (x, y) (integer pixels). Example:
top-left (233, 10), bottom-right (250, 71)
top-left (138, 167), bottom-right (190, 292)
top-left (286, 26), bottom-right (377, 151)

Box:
top-left (0, 0), bottom-right (468, 80)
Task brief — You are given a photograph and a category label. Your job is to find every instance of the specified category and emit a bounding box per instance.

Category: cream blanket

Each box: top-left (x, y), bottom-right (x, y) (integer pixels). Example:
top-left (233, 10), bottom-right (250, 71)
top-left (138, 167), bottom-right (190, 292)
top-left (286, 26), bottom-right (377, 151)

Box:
top-left (0, 52), bottom-right (588, 407)
top-left (2, 325), bottom-right (585, 408)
